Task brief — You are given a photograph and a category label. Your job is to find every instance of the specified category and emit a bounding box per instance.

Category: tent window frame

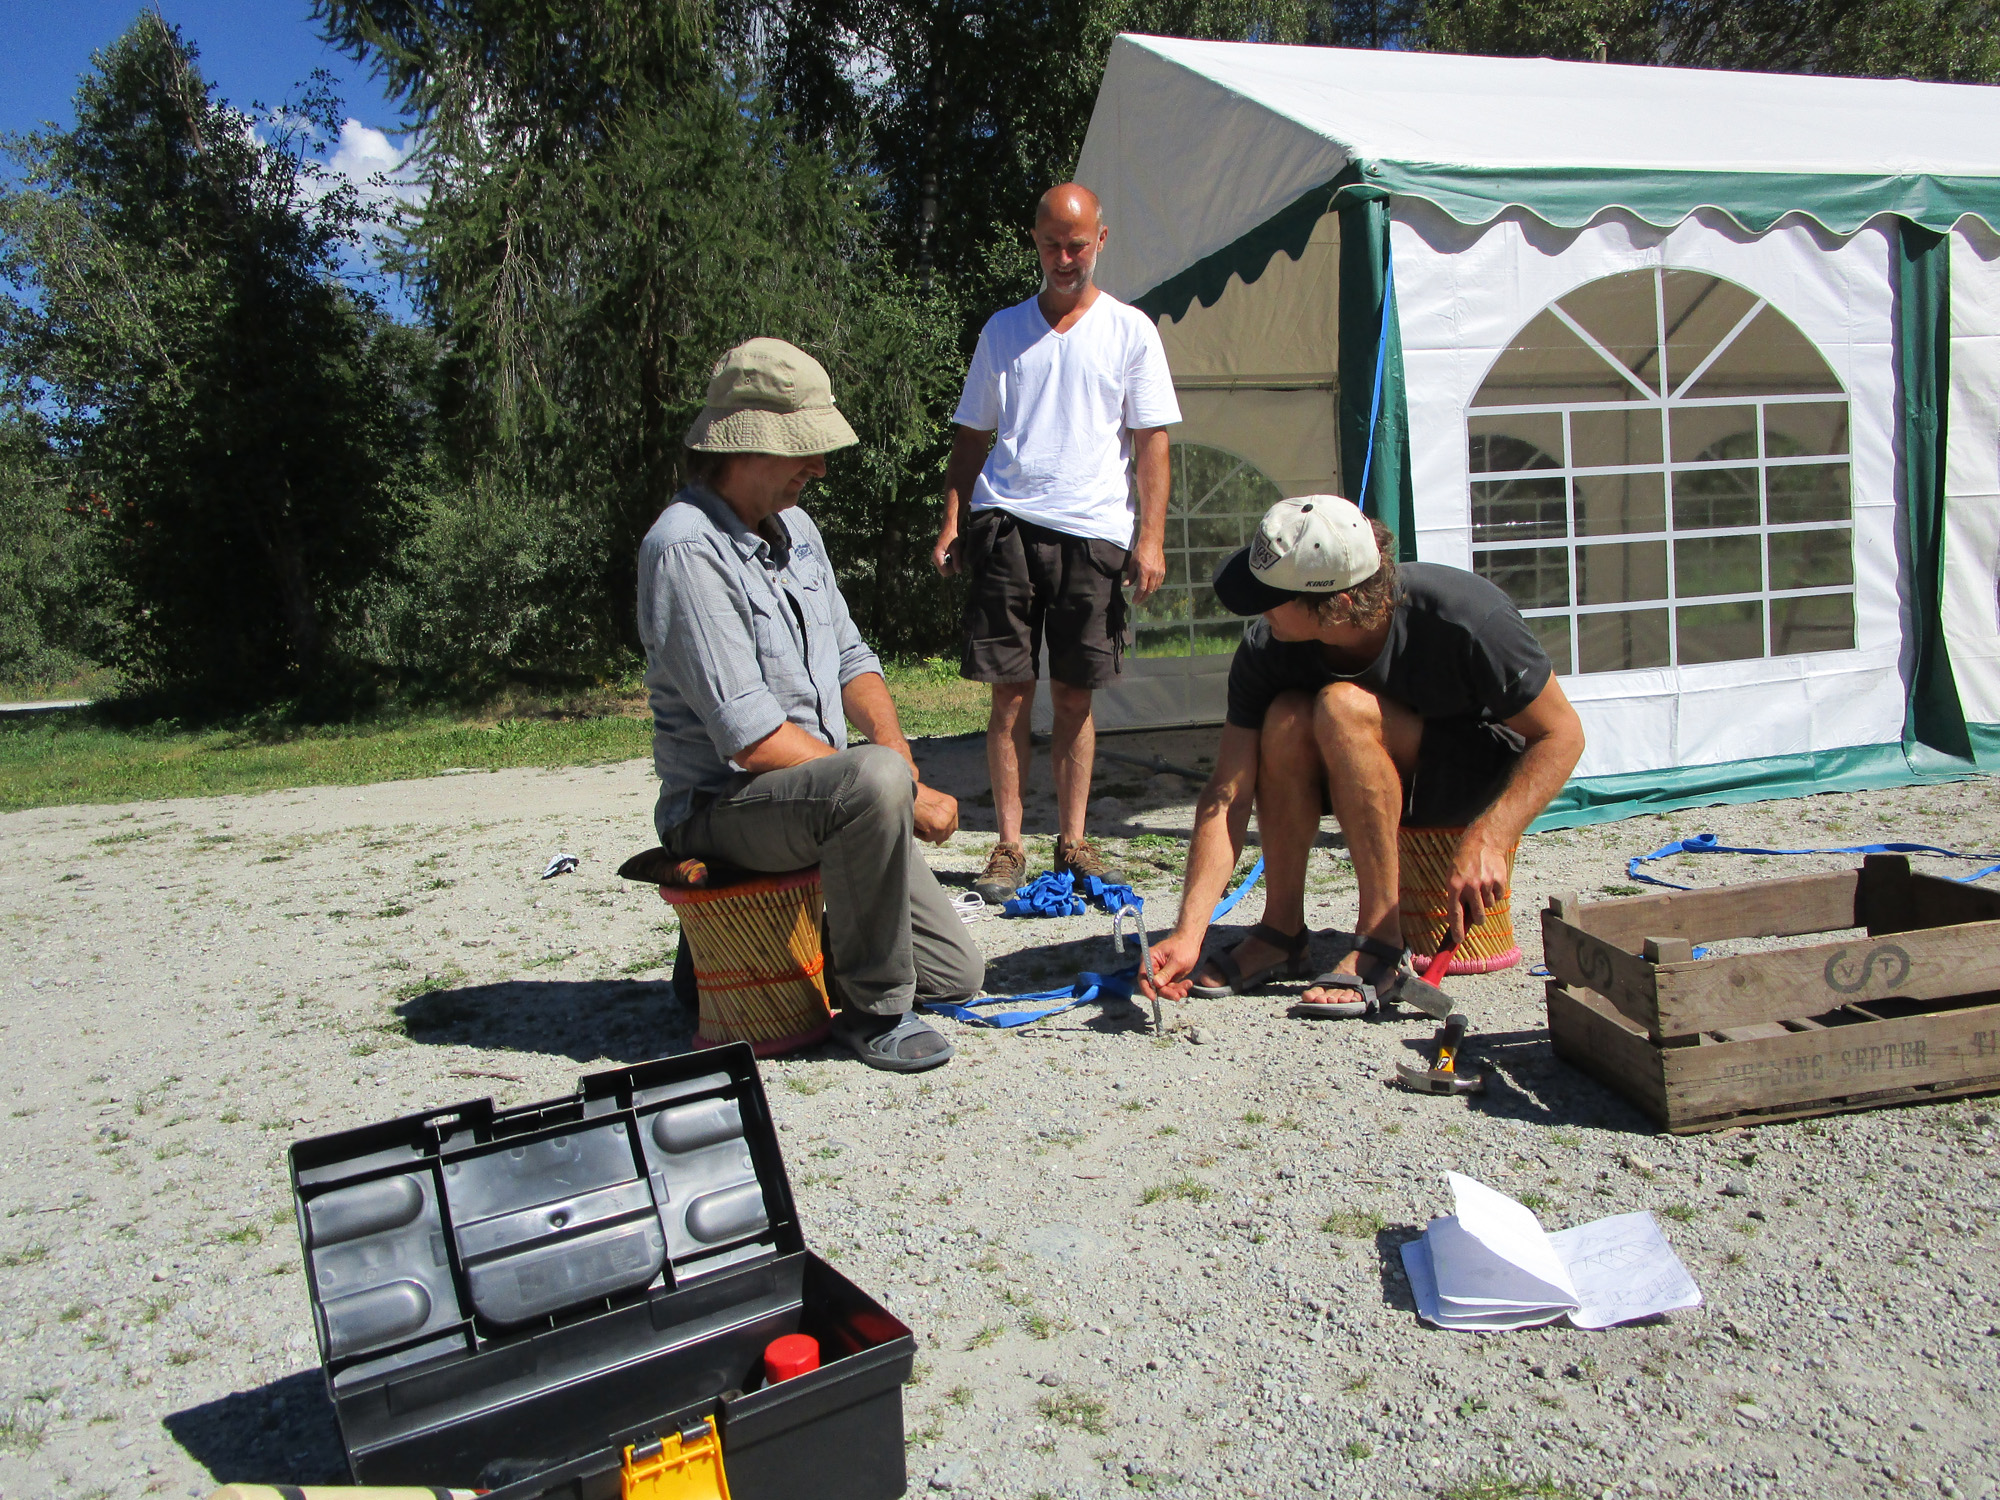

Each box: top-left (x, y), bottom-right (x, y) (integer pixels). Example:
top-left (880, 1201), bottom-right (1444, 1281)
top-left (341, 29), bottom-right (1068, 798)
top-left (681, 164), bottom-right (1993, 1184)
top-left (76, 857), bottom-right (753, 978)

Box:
top-left (1134, 441), bottom-right (1285, 660)
top-left (1466, 267), bottom-right (1855, 676)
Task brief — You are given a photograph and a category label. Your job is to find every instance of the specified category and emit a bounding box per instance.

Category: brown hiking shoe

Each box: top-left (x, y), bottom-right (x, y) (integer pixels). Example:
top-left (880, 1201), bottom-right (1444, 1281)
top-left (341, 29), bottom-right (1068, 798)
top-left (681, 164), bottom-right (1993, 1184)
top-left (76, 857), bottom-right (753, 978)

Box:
top-left (1054, 836), bottom-right (1116, 882)
top-left (973, 841), bottom-right (1028, 905)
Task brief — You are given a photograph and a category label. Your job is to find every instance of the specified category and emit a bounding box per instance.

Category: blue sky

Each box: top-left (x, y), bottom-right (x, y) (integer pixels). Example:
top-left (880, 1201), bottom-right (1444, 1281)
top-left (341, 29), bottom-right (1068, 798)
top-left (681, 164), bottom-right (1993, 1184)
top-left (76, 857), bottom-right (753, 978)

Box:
top-left (2, 1), bottom-right (420, 312)
top-left (0, 0), bottom-right (405, 139)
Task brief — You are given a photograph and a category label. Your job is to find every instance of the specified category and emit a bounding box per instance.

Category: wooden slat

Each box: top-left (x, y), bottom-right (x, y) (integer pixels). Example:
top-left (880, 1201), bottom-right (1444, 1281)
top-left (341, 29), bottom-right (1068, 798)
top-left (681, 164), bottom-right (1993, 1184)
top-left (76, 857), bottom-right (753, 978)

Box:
top-left (1661, 998), bottom-right (2000, 1115)
top-left (1545, 982), bottom-right (1668, 1121)
top-left (1541, 913), bottom-right (1663, 1035)
top-left (1644, 936), bottom-right (1694, 964)
top-left (1714, 1022), bottom-right (1792, 1042)
top-left (1866, 869), bottom-right (2000, 935)
top-left (1564, 869), bottom-right (1860, 950)
top-left (1653, 919), bottom-right (2000, 1036)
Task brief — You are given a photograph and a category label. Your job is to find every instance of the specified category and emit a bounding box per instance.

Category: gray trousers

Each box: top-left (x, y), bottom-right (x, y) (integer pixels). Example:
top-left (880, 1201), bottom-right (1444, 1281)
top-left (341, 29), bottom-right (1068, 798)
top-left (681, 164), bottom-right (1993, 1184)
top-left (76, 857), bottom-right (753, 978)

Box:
top-left (659, 745), bottom-right (984, 1016)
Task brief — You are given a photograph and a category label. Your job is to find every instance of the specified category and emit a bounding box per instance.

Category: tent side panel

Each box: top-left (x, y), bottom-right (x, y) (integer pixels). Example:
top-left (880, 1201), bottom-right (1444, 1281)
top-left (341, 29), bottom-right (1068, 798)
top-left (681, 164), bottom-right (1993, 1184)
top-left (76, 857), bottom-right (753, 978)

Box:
top-left (1947, 220), bottom-right (2000, 766)
top-left (1393, 204), bottom-right (1905, 784)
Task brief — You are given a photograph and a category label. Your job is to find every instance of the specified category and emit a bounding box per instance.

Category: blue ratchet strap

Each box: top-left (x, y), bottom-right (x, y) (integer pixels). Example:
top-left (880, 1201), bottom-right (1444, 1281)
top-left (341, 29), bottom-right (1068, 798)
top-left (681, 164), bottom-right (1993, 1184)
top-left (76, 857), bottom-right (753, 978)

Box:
top-left (1628, 831), bottom-right (2000, 891)
top-left (1001, 870), bottom-right (1145, 918)
top-left (925, 857), bottom-right (1266, 1029)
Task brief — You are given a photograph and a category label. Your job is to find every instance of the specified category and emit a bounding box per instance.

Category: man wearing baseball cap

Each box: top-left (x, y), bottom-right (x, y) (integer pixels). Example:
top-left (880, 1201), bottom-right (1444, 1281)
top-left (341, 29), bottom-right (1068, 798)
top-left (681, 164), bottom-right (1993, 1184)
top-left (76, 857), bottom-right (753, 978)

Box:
top-left (1138, 494), bottom-right (1584, 1014)
top-left (638, 338), bottom-right (982, 1072)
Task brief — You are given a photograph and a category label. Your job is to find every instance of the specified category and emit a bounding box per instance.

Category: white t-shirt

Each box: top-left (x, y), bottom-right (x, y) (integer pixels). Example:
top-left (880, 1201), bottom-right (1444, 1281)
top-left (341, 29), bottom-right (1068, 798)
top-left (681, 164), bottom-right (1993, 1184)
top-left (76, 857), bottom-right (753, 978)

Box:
top-left (951, 291), bottom-right (1181, 548)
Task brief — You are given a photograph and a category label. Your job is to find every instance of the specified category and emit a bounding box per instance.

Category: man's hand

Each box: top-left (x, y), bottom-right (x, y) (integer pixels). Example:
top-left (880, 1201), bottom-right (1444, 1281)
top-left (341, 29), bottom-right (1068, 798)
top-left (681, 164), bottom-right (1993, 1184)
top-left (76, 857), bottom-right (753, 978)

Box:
top-left (1138, 927), bottom-right (1204, 1002)
top-left (1445, 826), bottom-right (1513, 945)
top-left (931, 523), bottom-right (961, 578)
top-left (1127, 538), bottom-right (1167, 603)
top-left (913, 783), bottom-right (959, 844)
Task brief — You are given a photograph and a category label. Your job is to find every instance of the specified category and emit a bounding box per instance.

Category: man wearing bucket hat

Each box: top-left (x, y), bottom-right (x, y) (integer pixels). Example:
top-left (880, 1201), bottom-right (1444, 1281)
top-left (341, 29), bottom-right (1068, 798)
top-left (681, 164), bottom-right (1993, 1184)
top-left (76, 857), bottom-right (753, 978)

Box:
top-left (1137, 495), bottom-right (1584, 1015)
top-left (638, 337), bottom-right (983, 1072)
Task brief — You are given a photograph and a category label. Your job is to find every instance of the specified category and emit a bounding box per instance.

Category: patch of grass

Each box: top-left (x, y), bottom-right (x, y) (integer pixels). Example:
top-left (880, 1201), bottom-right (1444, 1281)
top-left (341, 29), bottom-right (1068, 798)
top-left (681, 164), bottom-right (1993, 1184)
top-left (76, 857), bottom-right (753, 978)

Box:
top-left (783, 1071), bottom-right (833, 1097)
top-left (1660, 1203), bottom-right (1700, 1224)
top-left (1343, 1440), bottom-right (1372, 1460)
top-left (1516, 1190), bottom-right (1551, 1213)
top-left (165, 1348), bottom-right (199, 1367)
top-left (972, 1246), bottom-right (1003, 1274)
top-left (1023, 1310), bottom-right (1059, 1339)
top-left (1457, 1395), bottom-right (1490, 1418)
top-left (0, 1407), bottom-right (48, 1453)
top-left (217, 1224), bottom-right (263, 1247)
top-left (0, 706), bottom-right (658, 812)
top-left (1035, 1388), bottom-right (1109, 1437)
top-left (1548, 1130), bottom-right (1581, 1147)
top-left (1732, 1219), bottom-right (1760, 1238)
top-left (1598, 884), bottom-right (1643, 897)
top-left (58, 1303), bottom-right (89, 1323)
top-left (1119, 1099), bottom-right (1146, 1112)
top-left (217, 1108), bottom-right (243, 1124)
top-left (1139, 1175), bottom-right (1211, 1206)
top-left (946, 1384), bottom-right (973, 1408)
top-left (1154, 1124), bottom-right (1178, 1137)
top-left (965, 1324), bottom-right (1004, 1350)
top-left (1343, 1372), bottom-right (1371, 1393)
top-left (0, 1243), bottom-right (49, 1268)
top-left (136, 1295), bottom-right (171, 1325)
top-left (1276, 1113), bottom-right (1302, 1131)
top-left (1321, 1208), bottom-right (1385, 1238)
top-left (1440, 1471), bottom-right (1582, 1500)
top-left (1241, 1110), bottom-right (1266, 1125)
top-left (880, 658), bottom-right (986, 738)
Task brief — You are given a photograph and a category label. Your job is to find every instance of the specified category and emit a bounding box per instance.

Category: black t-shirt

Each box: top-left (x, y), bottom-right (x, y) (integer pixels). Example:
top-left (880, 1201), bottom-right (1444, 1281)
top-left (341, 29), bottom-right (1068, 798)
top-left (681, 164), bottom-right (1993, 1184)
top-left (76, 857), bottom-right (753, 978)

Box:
top-left (1224, 562), bottom-right (1553, 730)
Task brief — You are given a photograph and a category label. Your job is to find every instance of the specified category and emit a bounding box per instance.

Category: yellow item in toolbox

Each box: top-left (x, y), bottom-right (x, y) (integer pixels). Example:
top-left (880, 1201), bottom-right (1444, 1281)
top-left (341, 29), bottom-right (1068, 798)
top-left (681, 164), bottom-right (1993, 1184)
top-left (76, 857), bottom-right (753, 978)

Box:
top-left (621, 1416), bottom-right (731, 1500)
top-left (208, 1489), bottom-right (480, 1500)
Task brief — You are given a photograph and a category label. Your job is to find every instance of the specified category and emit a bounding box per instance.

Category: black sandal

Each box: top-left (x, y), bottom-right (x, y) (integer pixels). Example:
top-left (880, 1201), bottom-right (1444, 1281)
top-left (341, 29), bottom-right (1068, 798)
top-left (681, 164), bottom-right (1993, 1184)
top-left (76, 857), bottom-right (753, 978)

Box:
top-left (1187, 923), bottom-right (1313, 998)
top-left (1288, 935), bottom-right (1410, 1020)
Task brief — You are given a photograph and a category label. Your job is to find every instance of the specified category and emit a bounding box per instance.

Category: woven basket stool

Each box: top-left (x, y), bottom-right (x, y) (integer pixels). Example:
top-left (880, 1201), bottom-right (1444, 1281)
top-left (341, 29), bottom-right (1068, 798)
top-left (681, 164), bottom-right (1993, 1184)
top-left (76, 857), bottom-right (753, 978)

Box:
top-left (1396, 824), bottom-right (1521, 974)
top-left (657, 868), bottom-right (833, 1057)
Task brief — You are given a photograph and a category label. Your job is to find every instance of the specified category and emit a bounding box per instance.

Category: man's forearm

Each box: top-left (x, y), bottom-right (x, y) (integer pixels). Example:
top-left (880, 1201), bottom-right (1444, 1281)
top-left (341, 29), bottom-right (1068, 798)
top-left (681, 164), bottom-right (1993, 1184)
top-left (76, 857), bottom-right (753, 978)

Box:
top-left (1133, 428), bottom-right (1170, 549)
top-left (1172, 793), bottom-right (1254, 938)
top-left (841, 672), bottom-right (917, 777)
top-left (1470, 729), bottom-right (1583, 849)
top-left (735, 720), bottom-right (836, 774)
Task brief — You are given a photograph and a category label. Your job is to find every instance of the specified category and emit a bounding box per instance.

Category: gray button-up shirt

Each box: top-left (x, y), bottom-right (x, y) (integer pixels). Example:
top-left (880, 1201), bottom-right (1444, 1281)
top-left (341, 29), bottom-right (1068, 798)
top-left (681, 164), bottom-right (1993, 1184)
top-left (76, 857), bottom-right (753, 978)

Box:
top-left (638, 485), bottom-right (883, 833)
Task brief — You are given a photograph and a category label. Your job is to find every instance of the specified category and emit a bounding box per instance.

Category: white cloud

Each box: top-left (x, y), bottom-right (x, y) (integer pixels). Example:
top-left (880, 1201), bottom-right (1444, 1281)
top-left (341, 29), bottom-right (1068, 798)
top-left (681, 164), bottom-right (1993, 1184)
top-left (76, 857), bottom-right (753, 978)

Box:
top-left (327, 119), bottom-right (428, 218)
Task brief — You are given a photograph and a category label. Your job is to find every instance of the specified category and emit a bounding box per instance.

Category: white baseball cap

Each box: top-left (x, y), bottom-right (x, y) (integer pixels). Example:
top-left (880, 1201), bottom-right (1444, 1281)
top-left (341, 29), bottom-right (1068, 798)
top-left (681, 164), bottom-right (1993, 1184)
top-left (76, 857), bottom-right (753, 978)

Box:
top-left (1212, 495), bottom-right (1382, 615)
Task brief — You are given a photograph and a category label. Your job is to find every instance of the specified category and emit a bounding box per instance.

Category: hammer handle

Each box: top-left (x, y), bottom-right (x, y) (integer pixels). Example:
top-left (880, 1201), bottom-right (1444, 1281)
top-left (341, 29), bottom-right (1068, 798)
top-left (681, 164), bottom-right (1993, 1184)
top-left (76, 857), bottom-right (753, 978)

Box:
top-left (1420, 942), bottom-right (1459, 987)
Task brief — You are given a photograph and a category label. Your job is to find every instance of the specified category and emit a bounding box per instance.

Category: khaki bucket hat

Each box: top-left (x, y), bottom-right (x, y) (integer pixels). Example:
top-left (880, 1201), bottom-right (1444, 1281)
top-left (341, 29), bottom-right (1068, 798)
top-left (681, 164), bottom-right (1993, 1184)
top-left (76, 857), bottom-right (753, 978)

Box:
top-left (682, 337), bottom-right (859, 456)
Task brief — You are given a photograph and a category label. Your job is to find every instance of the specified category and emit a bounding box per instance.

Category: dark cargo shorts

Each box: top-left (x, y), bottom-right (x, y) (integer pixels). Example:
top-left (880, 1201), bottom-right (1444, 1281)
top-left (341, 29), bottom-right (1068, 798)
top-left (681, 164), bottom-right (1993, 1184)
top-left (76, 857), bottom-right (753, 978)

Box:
top-left (959, 508), bottom-right (1129, 689)
top-left (1307, 713), bottom-right (1523, 827)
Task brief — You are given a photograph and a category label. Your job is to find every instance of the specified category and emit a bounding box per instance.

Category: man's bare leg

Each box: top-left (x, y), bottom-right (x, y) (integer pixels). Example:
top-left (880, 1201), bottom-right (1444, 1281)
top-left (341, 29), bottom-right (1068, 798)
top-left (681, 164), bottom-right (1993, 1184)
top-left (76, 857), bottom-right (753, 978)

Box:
top-left (1049, 681), bottom-right (1094, 846)
top-left (987, 681), bottom-right (1035, 846)
top-left (1301, 683), bottom-right (1422, 1002)
top-left (1191, 690), bottom-right (1320, 983)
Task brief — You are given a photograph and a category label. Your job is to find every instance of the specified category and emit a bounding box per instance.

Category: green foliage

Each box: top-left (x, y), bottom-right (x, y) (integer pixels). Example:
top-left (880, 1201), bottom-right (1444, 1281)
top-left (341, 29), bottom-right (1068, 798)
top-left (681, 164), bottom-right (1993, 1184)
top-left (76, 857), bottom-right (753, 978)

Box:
top-left (318, 0), bottom-right (970, 664)
top-left (0, 417), bottom-right (119, 693)
top-left (0, 15), bottom-right (427, 700)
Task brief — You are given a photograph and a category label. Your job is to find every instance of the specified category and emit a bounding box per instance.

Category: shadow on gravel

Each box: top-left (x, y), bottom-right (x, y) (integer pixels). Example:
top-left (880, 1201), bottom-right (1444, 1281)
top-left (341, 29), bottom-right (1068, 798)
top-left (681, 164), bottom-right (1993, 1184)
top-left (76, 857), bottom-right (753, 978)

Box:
top-left (396, 979), bottom-right (695, 1064)
top-left (165, 1367), bottom-right (347, 1486)
top-left (1388, 1026), bottom-right (1655, 1136)
top-left (1374, 1225), bottom-right (1424, 1315)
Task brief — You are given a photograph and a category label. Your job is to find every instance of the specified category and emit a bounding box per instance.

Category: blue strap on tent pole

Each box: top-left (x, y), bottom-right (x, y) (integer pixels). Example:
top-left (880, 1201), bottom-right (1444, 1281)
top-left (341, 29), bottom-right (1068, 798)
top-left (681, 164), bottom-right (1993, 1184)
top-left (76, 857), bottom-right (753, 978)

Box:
top-left (922, 856), bottom-right (1266, 1029)
top-left (1357, 259), bottom-right (1394, 503)
top-left (1627, 831), bottom-right (2000, 890)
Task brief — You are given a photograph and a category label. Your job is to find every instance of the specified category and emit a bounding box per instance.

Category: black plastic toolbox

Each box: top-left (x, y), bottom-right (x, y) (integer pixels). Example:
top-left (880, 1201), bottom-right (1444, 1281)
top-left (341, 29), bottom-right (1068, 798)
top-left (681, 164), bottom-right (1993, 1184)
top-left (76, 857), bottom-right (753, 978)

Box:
top-left (287, 1046), bottom-right (913, 1499)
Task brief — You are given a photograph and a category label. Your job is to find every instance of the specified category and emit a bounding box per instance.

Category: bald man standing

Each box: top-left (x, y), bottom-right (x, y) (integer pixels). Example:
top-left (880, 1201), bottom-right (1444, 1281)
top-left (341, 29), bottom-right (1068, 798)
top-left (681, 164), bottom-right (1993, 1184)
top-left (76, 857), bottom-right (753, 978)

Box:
top-left (932, 183), bottom-right (1181, 904)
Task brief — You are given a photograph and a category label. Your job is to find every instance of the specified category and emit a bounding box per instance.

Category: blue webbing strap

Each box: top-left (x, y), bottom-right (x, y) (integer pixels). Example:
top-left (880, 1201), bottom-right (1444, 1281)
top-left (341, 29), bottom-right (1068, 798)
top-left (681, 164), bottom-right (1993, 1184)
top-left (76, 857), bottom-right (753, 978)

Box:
top-left (1628, 831), bottom-right (2000, 891)
top-left (1001, 871), bottom-right (1145, 918)
top-left (923, 857), bottom-right (1267, 1029)
top-left (1357, 259), bottom-right (1395, 503)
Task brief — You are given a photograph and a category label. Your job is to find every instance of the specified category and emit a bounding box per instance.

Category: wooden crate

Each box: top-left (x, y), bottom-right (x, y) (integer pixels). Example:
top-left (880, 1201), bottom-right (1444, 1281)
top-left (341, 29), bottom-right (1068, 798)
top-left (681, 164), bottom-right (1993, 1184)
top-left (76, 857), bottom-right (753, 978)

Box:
top-left (1542, 854), bottom-right (2000, 1132)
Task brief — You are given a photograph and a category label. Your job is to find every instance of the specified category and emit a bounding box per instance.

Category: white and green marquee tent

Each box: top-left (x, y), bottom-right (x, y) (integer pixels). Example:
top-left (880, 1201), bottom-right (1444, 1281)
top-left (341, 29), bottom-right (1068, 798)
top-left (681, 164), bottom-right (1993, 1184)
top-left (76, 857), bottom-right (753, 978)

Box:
top-left (1071, 36), bottom-right (2000, 825)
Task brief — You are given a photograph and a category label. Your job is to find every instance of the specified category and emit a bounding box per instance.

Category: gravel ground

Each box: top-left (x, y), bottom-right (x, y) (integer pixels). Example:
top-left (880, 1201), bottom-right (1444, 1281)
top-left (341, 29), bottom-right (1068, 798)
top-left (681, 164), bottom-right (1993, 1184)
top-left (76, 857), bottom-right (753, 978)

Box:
top-left (0, 738), bottom-right (1997, 1500)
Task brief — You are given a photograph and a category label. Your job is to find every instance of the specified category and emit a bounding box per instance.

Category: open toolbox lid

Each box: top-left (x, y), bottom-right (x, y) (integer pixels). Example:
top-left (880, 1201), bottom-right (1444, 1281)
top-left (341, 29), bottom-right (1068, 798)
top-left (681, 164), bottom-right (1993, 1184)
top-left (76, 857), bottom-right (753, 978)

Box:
top-left (285, 1046), bottom-right (912, 1494)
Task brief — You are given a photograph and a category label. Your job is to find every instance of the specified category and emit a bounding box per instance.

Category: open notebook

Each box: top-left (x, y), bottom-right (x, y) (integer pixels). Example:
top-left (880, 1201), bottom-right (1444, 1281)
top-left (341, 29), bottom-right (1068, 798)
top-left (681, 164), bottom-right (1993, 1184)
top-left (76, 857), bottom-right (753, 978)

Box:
top-left (1400, 1173), bottom-right (1702, 1331)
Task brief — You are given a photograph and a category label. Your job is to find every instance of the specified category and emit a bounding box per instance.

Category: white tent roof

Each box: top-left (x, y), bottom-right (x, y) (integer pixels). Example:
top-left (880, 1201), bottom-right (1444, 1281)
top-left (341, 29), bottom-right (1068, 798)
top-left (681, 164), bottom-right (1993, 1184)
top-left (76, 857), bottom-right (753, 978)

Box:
top-left (1076, 36), bottom-right (2000, 303)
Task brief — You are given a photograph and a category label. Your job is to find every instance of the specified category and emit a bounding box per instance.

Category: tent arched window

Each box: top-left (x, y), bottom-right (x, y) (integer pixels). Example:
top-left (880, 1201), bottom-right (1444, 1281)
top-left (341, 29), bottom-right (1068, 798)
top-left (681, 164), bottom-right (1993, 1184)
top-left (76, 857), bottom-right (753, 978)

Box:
top-left (1131, 442), bottom-right (1283, 658)
top-left (1467, 268), bottom-right (1854, 675)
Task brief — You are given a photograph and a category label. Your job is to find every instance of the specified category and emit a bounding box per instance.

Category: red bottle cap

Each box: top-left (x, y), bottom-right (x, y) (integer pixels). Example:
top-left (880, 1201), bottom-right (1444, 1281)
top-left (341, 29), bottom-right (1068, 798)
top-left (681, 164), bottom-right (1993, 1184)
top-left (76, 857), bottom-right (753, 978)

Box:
top-left (764, 1333), bottom-right (820, 1383)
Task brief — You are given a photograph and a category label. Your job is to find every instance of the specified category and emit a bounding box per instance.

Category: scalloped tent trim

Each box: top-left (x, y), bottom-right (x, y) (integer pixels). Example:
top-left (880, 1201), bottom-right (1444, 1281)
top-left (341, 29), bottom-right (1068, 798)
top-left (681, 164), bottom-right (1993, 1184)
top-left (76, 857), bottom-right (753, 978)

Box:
top-left (1131, 164), bottom-right (2000, 326)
